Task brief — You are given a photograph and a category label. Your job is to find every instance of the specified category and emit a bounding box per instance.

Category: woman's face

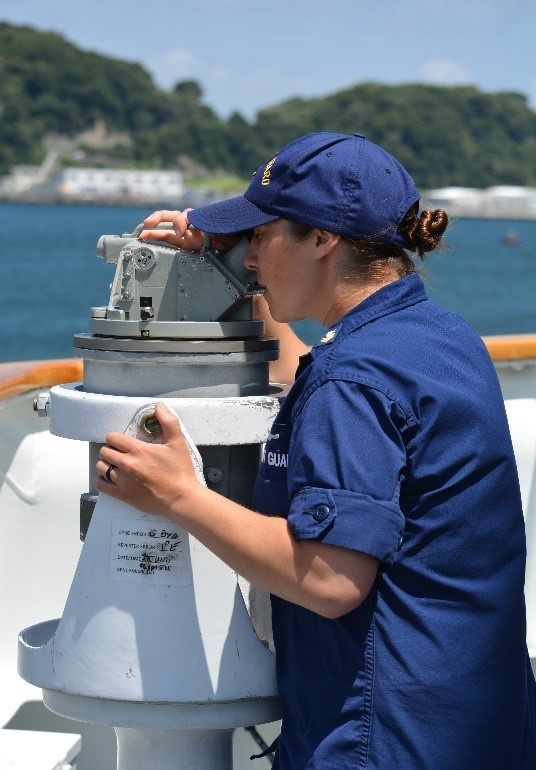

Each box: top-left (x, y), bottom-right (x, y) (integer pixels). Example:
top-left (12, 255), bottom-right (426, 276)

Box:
top-left (244, 220), bottom-right (321, 323)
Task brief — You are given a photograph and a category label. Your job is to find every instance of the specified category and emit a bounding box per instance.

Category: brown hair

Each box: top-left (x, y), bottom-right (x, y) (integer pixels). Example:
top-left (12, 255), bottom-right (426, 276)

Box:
top-left (284, 204), bottom-right (449, 280)
top-left (397, 203), bottom-right (449, 257)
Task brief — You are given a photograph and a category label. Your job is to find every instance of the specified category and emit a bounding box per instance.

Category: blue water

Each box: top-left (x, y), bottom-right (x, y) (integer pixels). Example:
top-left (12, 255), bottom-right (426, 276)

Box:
top-left (0, 202), bottom-right (535, 362)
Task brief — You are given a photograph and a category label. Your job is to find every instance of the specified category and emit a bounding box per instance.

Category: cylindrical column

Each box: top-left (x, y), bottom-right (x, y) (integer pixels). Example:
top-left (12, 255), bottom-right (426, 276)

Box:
top-left (115, 726), bottom-right (233, 770)
top-left (73, 335), bottom-right (279, 398)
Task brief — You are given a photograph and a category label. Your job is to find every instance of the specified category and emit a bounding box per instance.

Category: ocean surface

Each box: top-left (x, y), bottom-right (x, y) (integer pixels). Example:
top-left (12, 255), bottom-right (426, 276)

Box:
top-left (0, 202), bottom-right (535, 363)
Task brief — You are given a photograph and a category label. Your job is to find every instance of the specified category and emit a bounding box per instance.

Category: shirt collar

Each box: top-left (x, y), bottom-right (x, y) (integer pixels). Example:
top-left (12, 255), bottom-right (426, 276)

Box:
top-left (310, 273), bottom-right (428, 356)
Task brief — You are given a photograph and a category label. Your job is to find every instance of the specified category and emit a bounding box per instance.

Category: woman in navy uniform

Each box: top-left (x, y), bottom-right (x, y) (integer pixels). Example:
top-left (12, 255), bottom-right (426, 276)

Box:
top-left (96, 132), bottom-right (536, 768)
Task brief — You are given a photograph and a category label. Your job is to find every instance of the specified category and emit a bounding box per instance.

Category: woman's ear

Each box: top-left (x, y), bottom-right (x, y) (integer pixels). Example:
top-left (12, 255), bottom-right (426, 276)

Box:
top-left (313, 229), bottom-right (341, 259)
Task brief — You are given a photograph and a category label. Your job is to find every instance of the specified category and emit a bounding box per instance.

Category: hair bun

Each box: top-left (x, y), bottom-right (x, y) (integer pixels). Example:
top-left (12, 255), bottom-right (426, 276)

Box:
top-left (406, 209), bottom-right (449, 256)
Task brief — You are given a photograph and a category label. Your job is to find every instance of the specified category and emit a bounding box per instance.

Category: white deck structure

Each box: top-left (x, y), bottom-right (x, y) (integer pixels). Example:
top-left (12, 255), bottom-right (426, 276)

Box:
top-left (1, 338), bottom-right (536, 767)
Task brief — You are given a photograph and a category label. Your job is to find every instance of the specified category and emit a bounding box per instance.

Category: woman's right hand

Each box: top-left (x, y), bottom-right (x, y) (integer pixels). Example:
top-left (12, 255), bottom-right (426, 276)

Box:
top-left (139, 209), bottom-right (242, 253)
top-left (139, 209), bottom-right (205, 251)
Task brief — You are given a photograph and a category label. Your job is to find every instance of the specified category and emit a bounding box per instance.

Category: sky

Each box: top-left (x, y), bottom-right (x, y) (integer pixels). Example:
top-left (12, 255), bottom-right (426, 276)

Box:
top-left (1, 0), bottom-right (535, 119)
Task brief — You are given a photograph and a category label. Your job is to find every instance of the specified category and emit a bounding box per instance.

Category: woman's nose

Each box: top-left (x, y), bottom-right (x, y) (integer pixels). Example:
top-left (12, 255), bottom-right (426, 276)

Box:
top-left (243, 245), bottom-right (257, 271)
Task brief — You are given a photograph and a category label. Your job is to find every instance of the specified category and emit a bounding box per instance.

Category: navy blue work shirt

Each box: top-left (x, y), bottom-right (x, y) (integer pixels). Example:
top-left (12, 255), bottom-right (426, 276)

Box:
top-left (253, 273), bottom-right (536, 769)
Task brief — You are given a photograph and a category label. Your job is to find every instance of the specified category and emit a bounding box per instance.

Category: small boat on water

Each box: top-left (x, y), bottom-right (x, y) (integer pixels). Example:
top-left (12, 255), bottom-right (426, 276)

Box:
top-left (501, 229), bottom-right (521, 246)
top-left (2, 334), bottom-right (536, 768)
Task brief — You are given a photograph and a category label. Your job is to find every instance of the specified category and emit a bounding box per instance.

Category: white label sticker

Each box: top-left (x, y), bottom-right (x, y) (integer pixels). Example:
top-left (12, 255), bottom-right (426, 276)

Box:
top-left (110, 517), bottom-right (192, 585)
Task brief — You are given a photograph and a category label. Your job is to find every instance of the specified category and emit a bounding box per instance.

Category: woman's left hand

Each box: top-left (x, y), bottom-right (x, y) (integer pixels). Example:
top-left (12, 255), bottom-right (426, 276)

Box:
top-left (95, 406), bottom-right (378, 618)
top-left (94, 402), bottom-right (201, 519)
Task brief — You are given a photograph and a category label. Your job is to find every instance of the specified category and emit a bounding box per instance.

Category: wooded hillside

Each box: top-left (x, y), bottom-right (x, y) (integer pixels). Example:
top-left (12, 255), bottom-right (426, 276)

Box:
top-left (1, 22), bottom-right (535, 188)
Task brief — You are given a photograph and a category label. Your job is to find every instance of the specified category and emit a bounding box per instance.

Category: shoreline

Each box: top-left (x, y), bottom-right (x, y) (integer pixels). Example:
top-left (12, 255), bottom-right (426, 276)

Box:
top-left (0, 190), bottom-right (536, 222)
top-left (2, 196), bottom-right (536, 221)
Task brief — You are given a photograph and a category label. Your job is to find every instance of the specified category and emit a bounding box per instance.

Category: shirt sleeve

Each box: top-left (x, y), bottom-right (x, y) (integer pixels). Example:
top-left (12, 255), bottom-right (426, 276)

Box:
top-left (287, 378), bottom-right (410, 565)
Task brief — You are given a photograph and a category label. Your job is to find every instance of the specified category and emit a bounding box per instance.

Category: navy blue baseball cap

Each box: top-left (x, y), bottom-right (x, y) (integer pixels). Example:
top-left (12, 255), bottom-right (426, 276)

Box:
top-left (187, 132), bottom-right (421, 249)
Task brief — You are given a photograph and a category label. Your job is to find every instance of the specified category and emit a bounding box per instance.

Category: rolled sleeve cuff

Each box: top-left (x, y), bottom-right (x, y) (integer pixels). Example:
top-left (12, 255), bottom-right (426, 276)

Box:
top-left (288, 486), bottom-right (405, 566)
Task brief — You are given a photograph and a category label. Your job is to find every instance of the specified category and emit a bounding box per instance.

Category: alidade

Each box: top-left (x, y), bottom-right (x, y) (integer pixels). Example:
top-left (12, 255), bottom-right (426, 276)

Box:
top-left (73, 224), bottom-right (278, 398)
top-left (91, 223), bottom-right (263, 336)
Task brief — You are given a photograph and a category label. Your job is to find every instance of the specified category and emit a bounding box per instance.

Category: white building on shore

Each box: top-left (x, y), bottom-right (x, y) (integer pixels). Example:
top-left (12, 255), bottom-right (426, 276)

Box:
top-left (0, 152), bottom-right (184, 204)
top-left (57, 167), bottom-right (184, 203)
top-left (424, 186), bottom-right (536, 219)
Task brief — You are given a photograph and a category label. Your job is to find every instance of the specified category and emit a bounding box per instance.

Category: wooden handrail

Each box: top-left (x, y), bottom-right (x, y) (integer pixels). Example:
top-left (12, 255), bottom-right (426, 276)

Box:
top-left (0, 359), bottom-right (83, 403)
top-left (483, 334), bottom-right (536, 362)
top-left (1, 334), bottom-right (535, 402)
